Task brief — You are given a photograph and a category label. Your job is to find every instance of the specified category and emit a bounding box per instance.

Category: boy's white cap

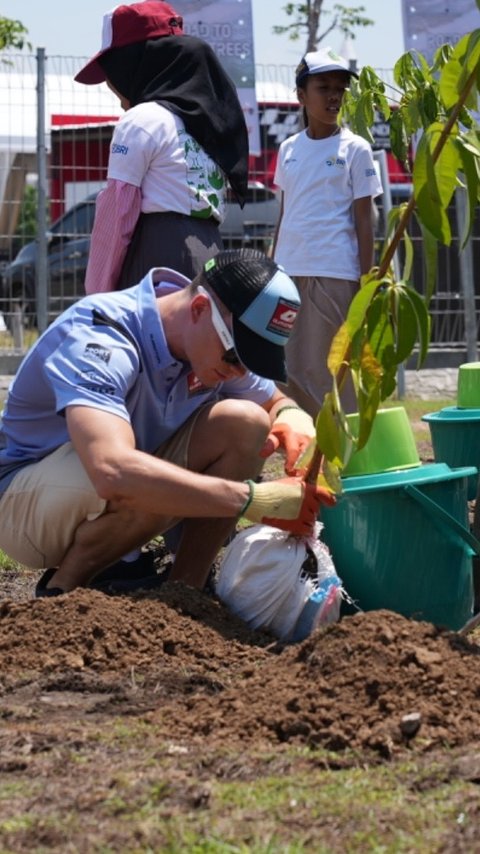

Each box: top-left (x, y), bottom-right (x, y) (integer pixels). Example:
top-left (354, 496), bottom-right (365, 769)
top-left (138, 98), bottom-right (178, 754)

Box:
top-left (295, 47), bottom-right (358, 85)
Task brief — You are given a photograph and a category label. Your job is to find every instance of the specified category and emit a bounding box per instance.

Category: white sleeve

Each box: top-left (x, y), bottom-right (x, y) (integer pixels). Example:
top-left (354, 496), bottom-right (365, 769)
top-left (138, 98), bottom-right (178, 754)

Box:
top-left (107, 108), bottom-right (161, 187)
top-left (350, 139), bottom-right (384, 200)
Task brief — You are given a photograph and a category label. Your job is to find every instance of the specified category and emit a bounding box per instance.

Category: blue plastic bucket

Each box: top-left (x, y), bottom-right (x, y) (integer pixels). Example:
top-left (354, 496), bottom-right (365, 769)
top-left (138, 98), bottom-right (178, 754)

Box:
top-left (321, 463), bottom-right (477, 630)
top-left (422, 407), bottom-right (480, 500)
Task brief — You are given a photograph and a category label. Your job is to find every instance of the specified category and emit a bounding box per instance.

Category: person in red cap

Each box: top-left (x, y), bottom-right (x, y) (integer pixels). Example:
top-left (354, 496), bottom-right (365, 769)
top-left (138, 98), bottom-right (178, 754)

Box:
top-left (75, 1), bottom-right (249, 295)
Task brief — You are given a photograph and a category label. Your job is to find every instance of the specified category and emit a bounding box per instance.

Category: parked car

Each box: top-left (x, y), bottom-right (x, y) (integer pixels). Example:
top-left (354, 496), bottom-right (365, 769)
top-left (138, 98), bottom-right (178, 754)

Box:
top-left (0, 182), bottom-right (280, 330)
top-left (1, 193), bottom-right (97, 330)
top-left (219, 180), bottom-right (280, 250)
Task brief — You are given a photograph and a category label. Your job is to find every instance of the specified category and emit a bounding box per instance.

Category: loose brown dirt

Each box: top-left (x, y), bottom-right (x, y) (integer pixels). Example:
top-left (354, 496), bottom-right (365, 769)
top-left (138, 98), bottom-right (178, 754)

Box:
top-left (2, 556), bottom-right (480, 851)
top-left (1, 575), bottom-right (480, 758)
top-left (2, 437), bottom-right (480, 851)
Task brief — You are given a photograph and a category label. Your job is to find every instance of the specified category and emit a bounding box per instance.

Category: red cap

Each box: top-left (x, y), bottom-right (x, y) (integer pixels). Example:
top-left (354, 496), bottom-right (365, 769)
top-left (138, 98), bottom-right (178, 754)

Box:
top-left (75, 1), bottom-right (183, 85)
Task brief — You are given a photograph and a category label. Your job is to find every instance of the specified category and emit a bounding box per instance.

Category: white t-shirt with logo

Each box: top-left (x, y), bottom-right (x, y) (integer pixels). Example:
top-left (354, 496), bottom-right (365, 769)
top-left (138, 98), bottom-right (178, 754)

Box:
top-left (274, 127), bottom-right (383, 279)
top-left (107, 101), bottom-right (227, 222)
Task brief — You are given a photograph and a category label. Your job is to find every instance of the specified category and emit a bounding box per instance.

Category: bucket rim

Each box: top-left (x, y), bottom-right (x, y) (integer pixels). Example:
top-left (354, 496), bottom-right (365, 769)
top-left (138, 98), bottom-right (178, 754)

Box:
top-left (339, 462), bottom-right (478, 494)
top-left (422, 406), bottom-right (480, 422)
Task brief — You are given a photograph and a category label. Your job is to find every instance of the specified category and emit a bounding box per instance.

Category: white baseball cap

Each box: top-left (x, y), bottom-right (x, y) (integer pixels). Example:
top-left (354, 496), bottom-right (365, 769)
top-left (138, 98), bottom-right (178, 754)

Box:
top-left (295, 47), bottom-right (358, 85)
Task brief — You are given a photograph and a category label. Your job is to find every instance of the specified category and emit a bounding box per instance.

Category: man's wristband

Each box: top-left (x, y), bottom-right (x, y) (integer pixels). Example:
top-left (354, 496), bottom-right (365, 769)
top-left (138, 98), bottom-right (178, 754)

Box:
top-left (240, 479), bottom-right (255, 516)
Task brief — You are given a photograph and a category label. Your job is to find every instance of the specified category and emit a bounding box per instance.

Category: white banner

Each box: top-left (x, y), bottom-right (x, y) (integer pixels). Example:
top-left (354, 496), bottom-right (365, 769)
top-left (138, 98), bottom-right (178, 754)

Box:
top-left (402, 0), bottom-right (480, 64)
top-left (175, 0), bottom-right (260, 155)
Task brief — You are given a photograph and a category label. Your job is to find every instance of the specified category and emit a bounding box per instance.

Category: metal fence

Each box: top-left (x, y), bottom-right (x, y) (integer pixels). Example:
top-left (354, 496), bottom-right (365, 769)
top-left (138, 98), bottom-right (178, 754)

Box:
top-left (0, 51), bottom-right (479, 361)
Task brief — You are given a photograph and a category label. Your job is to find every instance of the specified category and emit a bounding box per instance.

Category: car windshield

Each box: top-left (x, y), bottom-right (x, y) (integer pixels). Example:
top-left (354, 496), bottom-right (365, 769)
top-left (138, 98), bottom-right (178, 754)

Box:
top-left (11, 243), bottom-right (35, 262)
top-left (50, 200), bottom-right (96, 237)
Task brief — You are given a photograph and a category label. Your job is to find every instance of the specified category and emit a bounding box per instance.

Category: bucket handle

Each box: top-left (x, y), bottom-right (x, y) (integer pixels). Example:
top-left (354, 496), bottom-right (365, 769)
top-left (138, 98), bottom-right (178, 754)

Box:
top-left (404, 484), bottom-right (480, 557)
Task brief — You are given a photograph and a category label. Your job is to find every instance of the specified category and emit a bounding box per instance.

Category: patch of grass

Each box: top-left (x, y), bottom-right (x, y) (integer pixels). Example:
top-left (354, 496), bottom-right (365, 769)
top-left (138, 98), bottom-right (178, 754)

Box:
top-left (0, 329), bottom-right (38, 350)
top-left (0, 551), bottom-right (25, 572)
top-left (385, 396), bottom-right (453, 422)
top-left (89, 749), bottom-right (475, 853)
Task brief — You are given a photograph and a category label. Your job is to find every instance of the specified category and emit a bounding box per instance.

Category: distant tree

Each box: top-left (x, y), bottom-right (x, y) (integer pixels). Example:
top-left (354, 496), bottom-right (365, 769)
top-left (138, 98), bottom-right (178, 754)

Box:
top-left (13, 184), bottom-right (39, 253)
top-left (0, 16), bottom-right (31, 53)
top-left (273, 2), bottom-right (373, 53)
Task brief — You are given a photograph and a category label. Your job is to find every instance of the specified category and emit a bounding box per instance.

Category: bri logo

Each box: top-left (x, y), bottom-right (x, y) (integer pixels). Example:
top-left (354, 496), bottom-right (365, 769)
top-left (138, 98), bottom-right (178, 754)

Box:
top-left (112, 143), bottom-right (128, 155)
top-left (325, 157), bottom-right (346, 168)
top-left (365, 167), bottom-right (376, 176)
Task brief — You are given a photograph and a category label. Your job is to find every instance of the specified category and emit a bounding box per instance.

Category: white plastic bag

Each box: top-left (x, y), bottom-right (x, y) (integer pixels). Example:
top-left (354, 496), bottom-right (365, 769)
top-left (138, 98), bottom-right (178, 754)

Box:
top-left (216, 522), bottom-right (343, 642)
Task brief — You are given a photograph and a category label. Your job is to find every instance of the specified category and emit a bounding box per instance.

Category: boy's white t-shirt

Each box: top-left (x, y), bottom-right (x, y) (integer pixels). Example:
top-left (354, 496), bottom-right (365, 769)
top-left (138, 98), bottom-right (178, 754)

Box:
top-left (274, 127), bottom-right (383, 279)
top-left (107, 101), bottom-right (227, 222)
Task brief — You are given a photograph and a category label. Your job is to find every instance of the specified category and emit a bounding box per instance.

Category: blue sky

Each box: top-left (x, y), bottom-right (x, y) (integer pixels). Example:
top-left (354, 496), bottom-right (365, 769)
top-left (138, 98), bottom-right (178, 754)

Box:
top-left (3, 0), bottom-right (405, 71)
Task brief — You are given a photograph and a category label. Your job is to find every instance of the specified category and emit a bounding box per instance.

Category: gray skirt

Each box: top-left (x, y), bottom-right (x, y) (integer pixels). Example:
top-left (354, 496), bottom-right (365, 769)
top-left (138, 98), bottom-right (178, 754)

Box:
top-left (116, 211), bottom-right (224, 289)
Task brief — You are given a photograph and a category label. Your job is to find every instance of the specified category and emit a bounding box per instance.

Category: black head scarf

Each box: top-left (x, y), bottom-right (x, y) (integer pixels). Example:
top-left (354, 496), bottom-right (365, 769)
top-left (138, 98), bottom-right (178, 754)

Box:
top-left (99, 35), bottom-right (248, 205)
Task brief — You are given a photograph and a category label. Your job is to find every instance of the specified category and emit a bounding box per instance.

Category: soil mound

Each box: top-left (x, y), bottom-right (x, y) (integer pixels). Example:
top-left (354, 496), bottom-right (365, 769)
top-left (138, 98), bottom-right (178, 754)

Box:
top-left (1, 584), bottom-right (479, 758)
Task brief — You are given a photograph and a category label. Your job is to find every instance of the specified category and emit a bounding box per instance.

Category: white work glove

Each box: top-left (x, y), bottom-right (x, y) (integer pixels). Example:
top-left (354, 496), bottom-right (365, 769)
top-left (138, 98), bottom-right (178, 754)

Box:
top-left (241, 476), bottom-right (336, 537)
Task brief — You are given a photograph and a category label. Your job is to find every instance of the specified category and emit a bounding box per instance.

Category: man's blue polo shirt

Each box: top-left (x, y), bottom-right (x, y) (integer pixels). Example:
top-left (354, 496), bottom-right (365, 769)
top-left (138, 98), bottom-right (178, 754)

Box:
top-left (0, 269), bottom-right (275, 492)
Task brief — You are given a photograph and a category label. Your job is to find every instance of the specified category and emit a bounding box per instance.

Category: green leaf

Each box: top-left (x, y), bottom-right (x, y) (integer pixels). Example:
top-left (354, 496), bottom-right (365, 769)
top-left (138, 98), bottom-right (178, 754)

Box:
top-left (327, 322), bottom-right (352, 376)
top-left (358, 65), bottom-right (385, 91)
top-left (380, 366), bottom-right (398, 400)
top-left (375, 93), bottom-right (391, 121)
top-left (413, 130), bottom-right (453, 243)
top-left (405, 96), bottom-right (422, 134)
top-left (355, 385), bottom-right (382, 448)
top-left (420, 85), bottom-right (439, 124)
top-left (401, 228), bottom-right (414, 281)
top-left (328, 277), bottom-right (382, 377)
top-left (403, 286), bottom-right (431, 366)
top-left (454, 30), bottom-right (480, 99)
top-left (351, 92), bottom-right (376, 143)
top-left (366, 291), bottom-right (395, 364)
top-left (315, 396), bottom-right (344, 465)
top-left (438, 31), bottom-right (480, 112)
top-left (389, 110), bottom-right (409, 164)
top-left (394, 51), bottom-right (430, 91)
top-left (417, 218), bottom-right (438, 305)
top-left (458, 131), bottom-right (480, 157)
top-left (321, 459), bottom-right (344, 493)
top-left (356, 340), bottom-right (384, 389)
top-left (345, 276), bottom-right (382, 333)
top-left (457, 141), bottom-right (479, 247)
top-left (428, 122), bottom-right (461, 207)
top-left (440, 54), bottom-right (465, 109)
top-left (392, 289), bottom-right (419, 363)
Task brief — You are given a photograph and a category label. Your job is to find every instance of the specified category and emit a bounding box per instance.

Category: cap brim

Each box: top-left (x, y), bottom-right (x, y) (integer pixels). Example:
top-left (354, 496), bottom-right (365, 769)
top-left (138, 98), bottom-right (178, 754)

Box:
top-left (296, 64), bottom-right (358, 83)
top-left (232, 318), bottom-right (287, 383)
top-left (74, 53), bottom-right (107, 85)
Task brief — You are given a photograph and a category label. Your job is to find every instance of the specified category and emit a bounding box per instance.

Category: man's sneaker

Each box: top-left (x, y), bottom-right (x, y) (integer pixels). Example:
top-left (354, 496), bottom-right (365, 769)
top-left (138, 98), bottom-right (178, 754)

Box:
top-left (88, 550), bottom-right (158, 589)
top-left (100, 565), bottom-right (171, 594)
top-left (88, 551), bottom-right (172, 593)
top-left (35, 568), bottom-right (65, 598)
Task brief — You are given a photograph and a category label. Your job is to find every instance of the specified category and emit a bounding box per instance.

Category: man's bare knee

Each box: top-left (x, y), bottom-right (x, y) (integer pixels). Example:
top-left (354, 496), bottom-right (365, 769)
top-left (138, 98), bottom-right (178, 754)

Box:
top-left (189, 399), bottom-right (269, 476)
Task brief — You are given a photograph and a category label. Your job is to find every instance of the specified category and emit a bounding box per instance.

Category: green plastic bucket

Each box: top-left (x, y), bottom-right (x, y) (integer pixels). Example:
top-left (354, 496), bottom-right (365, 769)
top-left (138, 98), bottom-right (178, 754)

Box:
top-left (321, 463), bottom-right (477, 630)
top-left (343, 406), bottom-right (421, 477)
top-left (422, 407), bottom-right (480, 500)
top-left (457, 362), bottom-right (480, 408)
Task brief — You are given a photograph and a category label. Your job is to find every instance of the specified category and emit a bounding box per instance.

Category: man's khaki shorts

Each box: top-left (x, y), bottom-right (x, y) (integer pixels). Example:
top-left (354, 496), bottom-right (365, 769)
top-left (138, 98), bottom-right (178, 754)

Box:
top-left (0, 408), bottom-right (203, 569)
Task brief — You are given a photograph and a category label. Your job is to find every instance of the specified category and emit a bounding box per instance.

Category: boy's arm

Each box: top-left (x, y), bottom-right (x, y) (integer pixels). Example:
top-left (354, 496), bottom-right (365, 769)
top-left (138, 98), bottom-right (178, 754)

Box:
top-left (271, 191), bottom-right (284, 259)
top-left (353, 195), bottom-right (376, 276)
